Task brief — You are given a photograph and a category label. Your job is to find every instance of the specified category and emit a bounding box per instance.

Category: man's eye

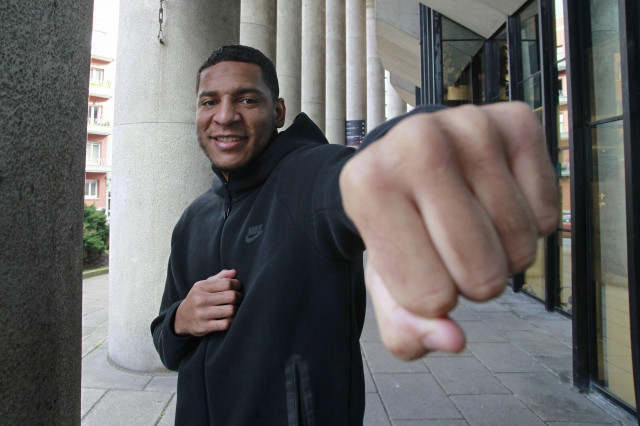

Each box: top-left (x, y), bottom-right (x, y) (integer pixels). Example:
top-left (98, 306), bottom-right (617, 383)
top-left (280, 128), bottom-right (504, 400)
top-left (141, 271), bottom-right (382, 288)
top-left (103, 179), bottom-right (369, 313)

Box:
top-left (240, 98), bottom-right (257, 105)
top-left (202, 99), bottom-right (218, 106)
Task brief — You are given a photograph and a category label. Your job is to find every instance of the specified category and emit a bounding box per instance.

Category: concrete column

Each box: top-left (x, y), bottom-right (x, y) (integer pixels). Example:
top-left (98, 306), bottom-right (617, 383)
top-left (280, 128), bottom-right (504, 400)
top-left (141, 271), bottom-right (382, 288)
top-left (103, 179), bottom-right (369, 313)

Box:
top-left (301, 0), bottom-right (326, 131)
top-left (387, 72), bottom-right (407, 119)
top-left (110, 1), bottom-right (240, 372)
top-left (277, 0), bottom-right (302, 129)
top-left (240, 0), bottom-right (277, 63)
top-left (366, 0), bottom-right (385, 132)
top-left (0, 0), bottom-right (92, 422)
top-left (325, 0), bottom-right (346, 144)
top-left (346, 0), bottom-right (367, 124)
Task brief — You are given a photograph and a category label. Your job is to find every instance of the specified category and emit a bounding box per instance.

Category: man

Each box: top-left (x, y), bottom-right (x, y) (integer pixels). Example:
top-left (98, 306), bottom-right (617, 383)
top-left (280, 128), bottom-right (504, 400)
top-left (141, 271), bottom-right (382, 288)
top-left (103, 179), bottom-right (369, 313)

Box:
top-left (151, 45), bottom-right (558, 425)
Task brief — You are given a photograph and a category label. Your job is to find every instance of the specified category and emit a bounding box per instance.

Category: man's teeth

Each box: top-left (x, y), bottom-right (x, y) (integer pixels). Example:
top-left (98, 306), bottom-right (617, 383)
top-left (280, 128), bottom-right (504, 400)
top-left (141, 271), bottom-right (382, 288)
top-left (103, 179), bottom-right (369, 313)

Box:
top-left (217, 137), bottom-right (241, 142)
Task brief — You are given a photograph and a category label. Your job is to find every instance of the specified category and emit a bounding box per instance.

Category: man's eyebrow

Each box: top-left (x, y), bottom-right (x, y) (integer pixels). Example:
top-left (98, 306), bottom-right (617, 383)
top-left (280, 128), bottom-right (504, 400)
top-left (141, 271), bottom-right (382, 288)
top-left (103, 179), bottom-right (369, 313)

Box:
top-left (198, 87), bottom-right (266, 98)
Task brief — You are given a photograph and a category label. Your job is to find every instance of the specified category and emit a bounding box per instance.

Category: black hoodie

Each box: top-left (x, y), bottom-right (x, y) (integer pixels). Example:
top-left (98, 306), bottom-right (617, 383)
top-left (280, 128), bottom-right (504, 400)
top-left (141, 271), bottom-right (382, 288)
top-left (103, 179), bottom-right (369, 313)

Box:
top-left (151, 113), bottom-right (367, 425)
top-left (151, 105), bottom-right (444, 425)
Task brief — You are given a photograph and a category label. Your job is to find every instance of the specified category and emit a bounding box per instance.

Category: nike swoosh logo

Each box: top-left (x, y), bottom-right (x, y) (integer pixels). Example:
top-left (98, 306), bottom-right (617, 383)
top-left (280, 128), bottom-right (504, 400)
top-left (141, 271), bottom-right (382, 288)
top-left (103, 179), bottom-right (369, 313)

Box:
top-left (245, 225), bottom-right (263, 243)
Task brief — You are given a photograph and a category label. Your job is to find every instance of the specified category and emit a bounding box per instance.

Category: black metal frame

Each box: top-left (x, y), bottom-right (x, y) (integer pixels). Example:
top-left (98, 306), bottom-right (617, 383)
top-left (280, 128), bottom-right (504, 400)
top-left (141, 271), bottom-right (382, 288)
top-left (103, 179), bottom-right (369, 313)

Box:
top-left (538, 0), bottom-right (560, 312)
top-left (619, 0), bottom-right (640, 416)
top-left (419, 5), bottom-right (442, 105)
top-left (484, 40), bottom-right (498, 103)
top-left (566, 0), bottom-right (640, 416)
top-left (418, 0), bottom-right (638, 415)
top-left (564, 0), bottom-right (594, 394)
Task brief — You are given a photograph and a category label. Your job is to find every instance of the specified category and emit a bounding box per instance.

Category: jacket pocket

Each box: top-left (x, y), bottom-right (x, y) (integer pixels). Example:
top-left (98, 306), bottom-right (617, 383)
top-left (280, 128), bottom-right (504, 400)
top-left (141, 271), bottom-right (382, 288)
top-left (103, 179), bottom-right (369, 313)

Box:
top-left (285, 356), bottom-right (316, 426)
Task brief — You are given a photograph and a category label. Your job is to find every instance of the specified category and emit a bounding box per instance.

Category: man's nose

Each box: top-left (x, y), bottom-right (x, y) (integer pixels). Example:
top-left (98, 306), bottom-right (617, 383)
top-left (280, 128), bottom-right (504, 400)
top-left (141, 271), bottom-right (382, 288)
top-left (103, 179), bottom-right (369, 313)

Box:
top-left (215, 99), bottom-right (239, 125)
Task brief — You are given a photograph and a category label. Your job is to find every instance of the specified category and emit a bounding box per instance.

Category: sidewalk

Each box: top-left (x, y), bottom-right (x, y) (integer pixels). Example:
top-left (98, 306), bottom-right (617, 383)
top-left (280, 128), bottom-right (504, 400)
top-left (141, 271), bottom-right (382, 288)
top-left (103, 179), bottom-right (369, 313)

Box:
top-left (81, 274), bottom-right (636, 425)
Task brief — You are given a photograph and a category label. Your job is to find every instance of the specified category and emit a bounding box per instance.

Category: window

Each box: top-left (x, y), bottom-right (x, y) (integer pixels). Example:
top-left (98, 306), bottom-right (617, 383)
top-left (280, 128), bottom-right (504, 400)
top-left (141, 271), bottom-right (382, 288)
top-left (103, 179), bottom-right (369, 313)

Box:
top-left (90, 67), bottom-right (104, 84)
top-left (88, 105), bottom-right (102, 125)
top-left (441, 16), bottom-right (485, 106)
top-left (85, 180), bottom-right (98, 199)
top-left (86, 142), bottom-right (101, 165)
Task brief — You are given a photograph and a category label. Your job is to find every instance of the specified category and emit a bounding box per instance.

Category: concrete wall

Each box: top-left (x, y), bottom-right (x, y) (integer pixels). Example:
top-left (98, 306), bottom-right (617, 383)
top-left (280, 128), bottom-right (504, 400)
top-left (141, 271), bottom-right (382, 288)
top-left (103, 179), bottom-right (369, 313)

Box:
top-left (109, 0), bottom-right (240, 372)
top-left (0, 0), bottom-right (94, 423)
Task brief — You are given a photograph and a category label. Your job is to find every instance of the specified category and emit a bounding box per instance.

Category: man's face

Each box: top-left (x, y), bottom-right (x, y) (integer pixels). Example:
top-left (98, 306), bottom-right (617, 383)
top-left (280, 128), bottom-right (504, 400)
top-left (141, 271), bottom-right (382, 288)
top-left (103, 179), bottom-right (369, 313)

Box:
top-left (196, 61), bottom-right (286, 178)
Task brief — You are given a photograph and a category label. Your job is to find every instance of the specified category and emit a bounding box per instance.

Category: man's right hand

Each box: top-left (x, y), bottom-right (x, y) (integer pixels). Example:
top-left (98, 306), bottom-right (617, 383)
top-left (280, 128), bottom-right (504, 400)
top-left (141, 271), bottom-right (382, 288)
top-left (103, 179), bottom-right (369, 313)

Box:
top-left (174, 269), bottom-right (243, 336)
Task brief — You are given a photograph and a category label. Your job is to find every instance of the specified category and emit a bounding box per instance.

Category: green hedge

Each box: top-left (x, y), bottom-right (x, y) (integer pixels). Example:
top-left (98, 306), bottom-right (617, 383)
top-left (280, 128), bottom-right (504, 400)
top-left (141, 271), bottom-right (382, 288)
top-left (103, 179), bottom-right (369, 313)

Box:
top-left (83, 205), bottom-right (109, 262)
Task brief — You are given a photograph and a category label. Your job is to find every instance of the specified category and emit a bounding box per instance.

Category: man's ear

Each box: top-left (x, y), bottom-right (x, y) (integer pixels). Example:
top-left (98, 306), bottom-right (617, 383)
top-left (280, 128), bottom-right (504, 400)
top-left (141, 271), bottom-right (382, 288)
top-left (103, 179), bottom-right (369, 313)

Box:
top-left (275, 98), bottom-right (286, 128)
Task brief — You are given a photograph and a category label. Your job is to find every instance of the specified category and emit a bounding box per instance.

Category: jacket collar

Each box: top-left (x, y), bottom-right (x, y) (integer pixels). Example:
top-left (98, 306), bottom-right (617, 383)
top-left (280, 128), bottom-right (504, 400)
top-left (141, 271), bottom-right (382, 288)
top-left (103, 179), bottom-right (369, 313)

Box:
top-left (211, 113), bottom-right (327, 198)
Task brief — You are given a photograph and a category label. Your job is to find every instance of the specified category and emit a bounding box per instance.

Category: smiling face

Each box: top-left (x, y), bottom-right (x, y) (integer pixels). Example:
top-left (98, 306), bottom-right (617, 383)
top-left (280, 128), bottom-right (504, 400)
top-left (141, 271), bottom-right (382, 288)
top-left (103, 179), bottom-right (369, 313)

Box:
top-left (196, 61), bottom-right (286, 179)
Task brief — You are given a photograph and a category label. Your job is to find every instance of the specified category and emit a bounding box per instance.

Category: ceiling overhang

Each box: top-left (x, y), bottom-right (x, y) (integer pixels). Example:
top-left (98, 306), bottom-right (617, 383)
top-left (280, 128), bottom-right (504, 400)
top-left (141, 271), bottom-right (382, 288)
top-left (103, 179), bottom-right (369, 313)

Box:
top-left (416, 0), bottom-right (528, 39)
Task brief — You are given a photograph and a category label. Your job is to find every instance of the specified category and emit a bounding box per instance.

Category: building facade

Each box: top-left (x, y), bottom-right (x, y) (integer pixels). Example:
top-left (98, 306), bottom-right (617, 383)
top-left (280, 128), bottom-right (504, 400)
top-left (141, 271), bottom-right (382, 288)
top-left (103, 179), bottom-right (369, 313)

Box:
top-left (406, 0), bottom-right (639, 415)
top-left (85, 0), bottom-right (118, 216)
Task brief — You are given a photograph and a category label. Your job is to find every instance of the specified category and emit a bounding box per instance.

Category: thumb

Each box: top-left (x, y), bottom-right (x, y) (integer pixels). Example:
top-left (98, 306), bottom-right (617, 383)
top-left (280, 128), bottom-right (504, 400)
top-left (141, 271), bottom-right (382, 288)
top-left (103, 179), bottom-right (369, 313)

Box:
top-left (366, 262), bottom-right (466, 360)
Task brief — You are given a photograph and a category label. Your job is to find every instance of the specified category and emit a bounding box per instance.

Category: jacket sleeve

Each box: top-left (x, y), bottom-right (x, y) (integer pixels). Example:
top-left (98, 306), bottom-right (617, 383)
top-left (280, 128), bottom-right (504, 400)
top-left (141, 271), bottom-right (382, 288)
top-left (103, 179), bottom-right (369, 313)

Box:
top-left (150, 259), bottom-right (199, 371)
top-left (308, 104), bottom-right (447, 260)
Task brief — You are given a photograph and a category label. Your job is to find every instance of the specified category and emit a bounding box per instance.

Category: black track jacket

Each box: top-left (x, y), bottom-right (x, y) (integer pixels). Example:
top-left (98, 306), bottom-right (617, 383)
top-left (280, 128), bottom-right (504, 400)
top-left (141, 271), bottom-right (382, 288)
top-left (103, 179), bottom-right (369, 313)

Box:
top-left (151, 107), bottom-right (441, 425)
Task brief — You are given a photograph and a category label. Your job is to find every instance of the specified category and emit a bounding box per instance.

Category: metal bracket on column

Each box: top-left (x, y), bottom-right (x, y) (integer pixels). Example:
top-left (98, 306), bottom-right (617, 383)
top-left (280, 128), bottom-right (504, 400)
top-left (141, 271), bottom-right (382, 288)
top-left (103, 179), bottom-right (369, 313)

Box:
top-left (158, 0), bottom-right (165, 44)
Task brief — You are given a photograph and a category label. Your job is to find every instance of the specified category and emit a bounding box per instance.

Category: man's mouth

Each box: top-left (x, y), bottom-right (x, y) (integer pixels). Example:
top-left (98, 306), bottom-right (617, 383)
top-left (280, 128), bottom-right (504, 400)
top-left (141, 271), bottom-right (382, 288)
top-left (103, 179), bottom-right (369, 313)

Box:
top-left (213, 135), bottom-right (247, 149)
top-left (215, 136), bottom-right (243, 142)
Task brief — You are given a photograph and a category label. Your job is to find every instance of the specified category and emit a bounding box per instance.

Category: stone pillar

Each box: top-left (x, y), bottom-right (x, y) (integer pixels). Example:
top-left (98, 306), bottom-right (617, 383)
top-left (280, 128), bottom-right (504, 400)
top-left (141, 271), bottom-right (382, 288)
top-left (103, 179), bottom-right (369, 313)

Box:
top-left (301, 0), bottom-right (326, 131)
top-left (277, 0), bottom-right (302, 129)
top-left (346, 0), bottom-right (366, 141)
top-left (0, 0), bottom-right (92, 422)
top-left (240, 0), bottom-right (277, 63)
top-left (366, 0), bottom-right (385, 132)
top-left (325, 0), bottom-right (346, 144)
top-left (110, 1), bottom-right (240, 372)
top-left (387, 72), bottom-right (407, 119)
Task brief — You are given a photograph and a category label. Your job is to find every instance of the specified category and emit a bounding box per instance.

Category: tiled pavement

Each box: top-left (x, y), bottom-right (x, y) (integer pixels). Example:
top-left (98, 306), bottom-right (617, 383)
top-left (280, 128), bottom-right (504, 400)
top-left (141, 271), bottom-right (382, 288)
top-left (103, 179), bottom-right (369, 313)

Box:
top-left (81, 274), bottom-right (636, 425)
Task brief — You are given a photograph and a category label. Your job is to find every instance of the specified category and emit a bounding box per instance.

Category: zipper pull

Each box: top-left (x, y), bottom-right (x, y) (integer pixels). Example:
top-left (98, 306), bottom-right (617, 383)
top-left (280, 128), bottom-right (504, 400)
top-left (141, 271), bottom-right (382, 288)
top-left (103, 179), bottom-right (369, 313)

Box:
top-left (224, 181), bottom-right (232, 219)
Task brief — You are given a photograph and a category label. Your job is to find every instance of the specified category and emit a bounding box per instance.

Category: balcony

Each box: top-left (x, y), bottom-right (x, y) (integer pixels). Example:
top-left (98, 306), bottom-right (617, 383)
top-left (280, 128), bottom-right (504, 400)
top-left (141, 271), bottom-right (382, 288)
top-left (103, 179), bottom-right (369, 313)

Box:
top-left (87, 118), bottom-right (112, 136)
top-left (89, 79), bottom-right (113, 99)
top-left (86, 157), bottom-right (111, 173)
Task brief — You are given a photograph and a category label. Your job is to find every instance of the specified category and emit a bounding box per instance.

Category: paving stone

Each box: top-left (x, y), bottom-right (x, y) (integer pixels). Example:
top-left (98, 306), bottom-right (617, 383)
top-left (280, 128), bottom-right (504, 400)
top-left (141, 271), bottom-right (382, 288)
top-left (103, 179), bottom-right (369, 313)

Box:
top-left (464, 299), bottom-right (512, 312)
top-left (81, 332), bottom-right (108, 357)
top-left (392, 421), bottom-right (469, 425)
top-left (361, 318), bottom-right (382, 342)
top-left (362, 342), bottom-right (428, 374)
top-left (144, 375), bottom-right (178, 393)
top-left (450, 394), bottom-right (544, 426)
top-left (449, 304), bottom-right (481, 321)
top-left (157, 394), bottom-right (177, 426)
top-left (82, 311), bottom-right (108, 328)
top-left (375, 373), bottom-right (462, 420)
top-left (468, 343), bottom-right (547, 374)
top-left (365, 392), bottom-right (392, 425)
top-left (82, 347), bottom-right (151, 390)
top-left (474, 311), bottom-right (535, 331)
top-left (533, 356), bottom-right (573, 384)
top-left (363, 356), bottom-right (377, 393)
top-left (496, 372), bottom-right (618, 423)
top-left (81, 390), bottom-right (172, 426)
top-left (457, 321), bottom-right (508, 343)
top-left (423, 347), bottom-right (474, 357)
top-left (423, 356), bottom-right (510, 395)
top-left (81, 388), bottom-right (106, 418)
top-left (533, 319), bottom-right (572, 342)
top-left (503, 329), bottom-right (571, 357)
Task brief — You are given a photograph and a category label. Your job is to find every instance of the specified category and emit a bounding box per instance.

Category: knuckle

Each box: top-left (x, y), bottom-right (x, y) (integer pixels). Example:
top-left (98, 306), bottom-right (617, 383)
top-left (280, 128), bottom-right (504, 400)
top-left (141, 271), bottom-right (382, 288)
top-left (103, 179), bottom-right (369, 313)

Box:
top-left (464, 271), bottom-right (507, 301)
top-left (507, 238), bottom-right (538, 273)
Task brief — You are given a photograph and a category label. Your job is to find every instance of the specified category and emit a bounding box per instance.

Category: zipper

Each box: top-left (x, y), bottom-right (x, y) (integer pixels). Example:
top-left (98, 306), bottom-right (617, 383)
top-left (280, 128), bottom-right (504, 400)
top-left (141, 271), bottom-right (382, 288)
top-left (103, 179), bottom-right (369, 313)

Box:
top-left (223, 180), bottom-right (232, 219)
top-left (286, 359), bottom-right (315, 426)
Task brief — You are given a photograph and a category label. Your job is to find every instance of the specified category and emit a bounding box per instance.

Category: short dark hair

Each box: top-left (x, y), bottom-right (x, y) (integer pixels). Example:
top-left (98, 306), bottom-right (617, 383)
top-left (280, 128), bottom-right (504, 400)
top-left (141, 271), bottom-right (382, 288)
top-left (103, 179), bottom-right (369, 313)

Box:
top-left (196, 45), bottom-right (280, 101)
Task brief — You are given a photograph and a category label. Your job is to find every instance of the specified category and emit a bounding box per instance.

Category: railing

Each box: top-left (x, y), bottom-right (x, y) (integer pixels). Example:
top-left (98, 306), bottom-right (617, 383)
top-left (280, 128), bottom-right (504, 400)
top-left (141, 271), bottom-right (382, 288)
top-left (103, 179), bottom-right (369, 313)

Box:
top-left (86, 158), bottom-right (108, 166)
top-left (89, 79), bottom-right (112, 89)
top-left (87, 118), bottom-right (111, 127)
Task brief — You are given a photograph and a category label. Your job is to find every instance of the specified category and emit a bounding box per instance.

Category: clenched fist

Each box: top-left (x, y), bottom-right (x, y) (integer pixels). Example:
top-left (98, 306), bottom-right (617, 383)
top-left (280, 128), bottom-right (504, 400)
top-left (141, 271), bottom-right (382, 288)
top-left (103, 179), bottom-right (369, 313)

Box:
top-left (340, 102), bottom-right (559, 359)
